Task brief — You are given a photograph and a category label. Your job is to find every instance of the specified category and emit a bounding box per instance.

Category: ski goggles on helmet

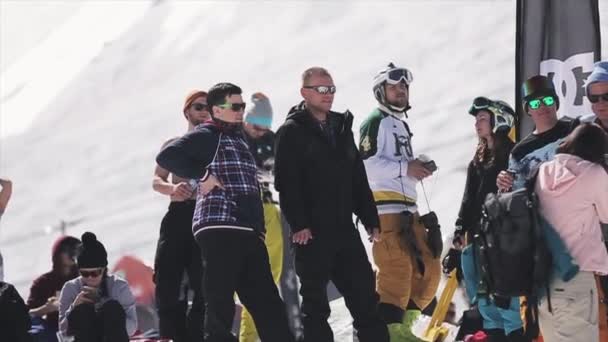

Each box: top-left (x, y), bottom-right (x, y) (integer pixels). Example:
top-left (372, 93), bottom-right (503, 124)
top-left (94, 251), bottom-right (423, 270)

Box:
top-left (469, 97), bottom-right (515, 116)
top-left (528, 96), bottom-right (555, 110)
top-left (303, 85), bottom-right (337, 95)
top-left (469, 97), bottom-right (515, 133)
top-left (468, 96), bottom-right (493, 114)
top-left (588, 92), bottom-right (608, 103)
top-left (385, 68), bottom-right (413, 85)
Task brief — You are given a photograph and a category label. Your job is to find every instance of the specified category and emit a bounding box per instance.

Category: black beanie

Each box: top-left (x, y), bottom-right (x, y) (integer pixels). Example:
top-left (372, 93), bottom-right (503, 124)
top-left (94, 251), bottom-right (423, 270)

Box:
top-left (77, 232), bottom-right (108, 268)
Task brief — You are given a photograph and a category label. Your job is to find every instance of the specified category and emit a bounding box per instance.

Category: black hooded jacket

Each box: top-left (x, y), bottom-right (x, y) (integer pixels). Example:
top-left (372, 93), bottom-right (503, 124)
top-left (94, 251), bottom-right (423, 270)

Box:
top-left (455, 139), bottom-right (514, 237)
top-left (274, 102), bottom-right (379, 237)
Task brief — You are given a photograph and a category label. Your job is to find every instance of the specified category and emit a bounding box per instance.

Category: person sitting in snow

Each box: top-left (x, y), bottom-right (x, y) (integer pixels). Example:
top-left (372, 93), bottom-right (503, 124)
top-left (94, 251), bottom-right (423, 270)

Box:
top-left (28, 235), bottom-right (81, 342)
top-left (58, 232), bottom-right (137, 342)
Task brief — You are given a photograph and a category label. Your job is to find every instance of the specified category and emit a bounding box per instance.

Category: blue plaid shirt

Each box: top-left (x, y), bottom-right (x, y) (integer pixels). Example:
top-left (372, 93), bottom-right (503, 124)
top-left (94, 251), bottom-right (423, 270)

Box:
top-left (156, 122), bottom-right (265, 238)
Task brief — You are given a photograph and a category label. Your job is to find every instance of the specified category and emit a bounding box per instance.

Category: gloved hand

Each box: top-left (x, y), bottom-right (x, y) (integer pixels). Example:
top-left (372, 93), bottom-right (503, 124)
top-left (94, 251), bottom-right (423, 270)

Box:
top-left (453, 225), bottom-right (466, 248)
top-left (442, 247), bottom-right (463, 282)
top-left (420, 211), bottom-right (442, 258)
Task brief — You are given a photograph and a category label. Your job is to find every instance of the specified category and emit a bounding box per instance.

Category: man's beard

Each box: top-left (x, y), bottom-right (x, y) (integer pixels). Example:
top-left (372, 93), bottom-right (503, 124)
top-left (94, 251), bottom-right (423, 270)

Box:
top-left (389, 96), bottom-right (408, 109)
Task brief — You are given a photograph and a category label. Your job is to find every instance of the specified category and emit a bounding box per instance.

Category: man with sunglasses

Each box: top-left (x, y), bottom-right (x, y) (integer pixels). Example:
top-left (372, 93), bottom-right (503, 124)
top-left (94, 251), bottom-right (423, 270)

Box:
top-left (495, 76), bottom-right (581, 341)
top-left (274, 67), bottom-right (388, 342)
top-left (497, 75), bottom-right (579, 192)
top-left (59, 232), bottom-right (137, 342)
top-left (359, 63), bottom-right (440, 342)
top-left (27, 235), bottom-right (81, 342)
top-left (157, 83), bottom-right (294, 342)
top-left (583, 61), bottom-right (608, 134)
top-left (152, 90), bottom-right (209, 342)
top-left (584, 61), bottom-right (608, 340)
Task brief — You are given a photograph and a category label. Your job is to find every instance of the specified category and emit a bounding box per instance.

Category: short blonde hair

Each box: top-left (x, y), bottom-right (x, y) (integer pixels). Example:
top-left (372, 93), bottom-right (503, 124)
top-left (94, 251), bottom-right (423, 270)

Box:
top-left (302, 67), bottom-right (332, 86)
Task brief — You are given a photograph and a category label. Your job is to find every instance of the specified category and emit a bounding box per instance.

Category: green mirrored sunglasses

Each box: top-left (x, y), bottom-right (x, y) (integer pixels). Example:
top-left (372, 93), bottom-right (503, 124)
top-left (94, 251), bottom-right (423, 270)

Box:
top-left (528, 96), bottom-right (555, 110)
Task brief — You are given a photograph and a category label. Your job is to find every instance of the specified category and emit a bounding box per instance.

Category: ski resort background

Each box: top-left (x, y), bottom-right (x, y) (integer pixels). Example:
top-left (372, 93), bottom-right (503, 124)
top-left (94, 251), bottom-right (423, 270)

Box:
top-left (1, 0), bottom-right (607, 341)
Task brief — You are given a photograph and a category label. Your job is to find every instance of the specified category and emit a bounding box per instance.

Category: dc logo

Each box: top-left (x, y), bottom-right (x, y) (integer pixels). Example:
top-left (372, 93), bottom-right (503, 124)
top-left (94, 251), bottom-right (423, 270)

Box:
top-left (540, 52), bottom-right (595, 118)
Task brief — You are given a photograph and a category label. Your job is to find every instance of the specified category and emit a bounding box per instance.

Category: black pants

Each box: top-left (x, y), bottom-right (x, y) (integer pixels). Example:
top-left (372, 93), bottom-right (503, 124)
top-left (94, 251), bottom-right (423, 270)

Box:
top-left (295, 228), bottom-right (388, 342)
top-left (154, 201), bottom-right (205, 342)
top-left (67, 300), bottom-right (128, 342)
top-left (198, 230), bottom-right (294, 342)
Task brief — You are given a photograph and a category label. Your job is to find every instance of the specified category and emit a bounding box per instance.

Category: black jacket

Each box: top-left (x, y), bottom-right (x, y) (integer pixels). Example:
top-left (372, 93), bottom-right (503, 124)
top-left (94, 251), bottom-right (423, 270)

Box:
top-left (0, 282), bottom-right (32, 342)
top-left (455, 140), bottom-right (514, 237)
top-left (244, 130), bottom-right (276, 170)
top-left (274, 102), bottom-right (379, 237)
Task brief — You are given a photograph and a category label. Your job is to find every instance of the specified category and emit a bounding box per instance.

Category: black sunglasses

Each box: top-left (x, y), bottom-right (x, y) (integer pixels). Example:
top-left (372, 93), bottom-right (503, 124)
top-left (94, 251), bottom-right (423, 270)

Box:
top-left (218, 102), bottom-right (247, 111)
top-left (304, 85), bottom-right (336, 95)
top-left (588, 93), bottom-right (608, 104)
top-left (191, 103), bottom-right (209, 111)
top-left (80, 269), bottom-right (104, 278)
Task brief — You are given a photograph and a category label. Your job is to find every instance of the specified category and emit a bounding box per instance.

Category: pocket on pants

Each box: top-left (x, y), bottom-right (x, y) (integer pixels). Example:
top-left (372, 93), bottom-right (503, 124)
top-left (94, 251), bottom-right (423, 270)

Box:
top-left (551, 283), bottom-right (597, 326)
top-left (373, 234), bottom-right (402, 262)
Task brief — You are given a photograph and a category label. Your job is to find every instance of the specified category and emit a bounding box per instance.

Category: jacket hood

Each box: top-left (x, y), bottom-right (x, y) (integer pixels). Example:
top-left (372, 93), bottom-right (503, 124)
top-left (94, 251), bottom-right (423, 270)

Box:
top-left (537, 154), bottom-right (598, 196)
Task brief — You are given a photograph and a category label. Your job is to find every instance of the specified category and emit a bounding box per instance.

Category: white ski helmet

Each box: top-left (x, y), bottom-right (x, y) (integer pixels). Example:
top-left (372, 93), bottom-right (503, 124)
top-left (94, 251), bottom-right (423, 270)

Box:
top-left (373, 62), bottom-right (414, 113)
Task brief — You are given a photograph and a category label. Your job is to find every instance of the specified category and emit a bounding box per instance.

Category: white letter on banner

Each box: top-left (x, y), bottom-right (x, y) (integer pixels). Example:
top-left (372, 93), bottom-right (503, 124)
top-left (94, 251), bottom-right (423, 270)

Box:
top-left (540, 52), bottom-right (594, 118)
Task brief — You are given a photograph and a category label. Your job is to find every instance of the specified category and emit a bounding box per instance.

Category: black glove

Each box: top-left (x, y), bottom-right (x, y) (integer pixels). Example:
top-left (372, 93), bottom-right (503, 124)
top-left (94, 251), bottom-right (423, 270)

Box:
top-left (453, 225), bottom-right (466, 248)
top-left (442, 247), bottom-right (463, 282)
top-left (420, 211), bottom-right (443, 258)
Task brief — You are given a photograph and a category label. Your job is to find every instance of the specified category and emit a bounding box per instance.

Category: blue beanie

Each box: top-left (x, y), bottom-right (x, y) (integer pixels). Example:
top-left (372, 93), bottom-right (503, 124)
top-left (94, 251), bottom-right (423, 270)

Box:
top-left (245, 93), bottom-right (273, 128)
top-left (586, 61), bottom-right (608, 96)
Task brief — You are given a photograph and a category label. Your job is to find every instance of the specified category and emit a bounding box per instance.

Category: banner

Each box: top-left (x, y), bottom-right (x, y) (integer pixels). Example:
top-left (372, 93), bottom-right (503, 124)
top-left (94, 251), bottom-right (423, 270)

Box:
top-left (515, 0), bottom-right (601, 138)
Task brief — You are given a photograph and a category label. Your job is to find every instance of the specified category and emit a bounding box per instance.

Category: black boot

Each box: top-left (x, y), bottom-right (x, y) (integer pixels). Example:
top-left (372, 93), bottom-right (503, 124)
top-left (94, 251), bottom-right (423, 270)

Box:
top-left (485, 328), bottom-right (507, 342)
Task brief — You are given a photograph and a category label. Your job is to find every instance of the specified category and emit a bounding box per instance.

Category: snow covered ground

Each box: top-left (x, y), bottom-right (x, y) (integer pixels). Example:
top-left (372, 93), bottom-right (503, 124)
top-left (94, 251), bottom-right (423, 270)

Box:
top-left (1, 1), bottom-right (607, 340)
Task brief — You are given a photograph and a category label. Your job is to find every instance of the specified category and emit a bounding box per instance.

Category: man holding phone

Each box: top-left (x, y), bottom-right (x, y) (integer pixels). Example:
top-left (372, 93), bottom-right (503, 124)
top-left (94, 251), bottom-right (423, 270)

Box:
top-left (359, 63), bottom-right (441, 341)
top-left (59, 232), bottom-right (137, 342)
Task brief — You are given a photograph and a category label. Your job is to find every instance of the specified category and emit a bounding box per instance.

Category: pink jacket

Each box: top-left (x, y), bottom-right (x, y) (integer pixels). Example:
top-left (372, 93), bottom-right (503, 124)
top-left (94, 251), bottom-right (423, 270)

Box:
top-left (535, 154), bottom-right (608, 275)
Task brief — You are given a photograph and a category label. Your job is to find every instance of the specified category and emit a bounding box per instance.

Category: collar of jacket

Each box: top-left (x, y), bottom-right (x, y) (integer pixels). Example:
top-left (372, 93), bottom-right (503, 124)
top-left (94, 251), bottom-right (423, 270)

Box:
top-left (202, 118), bottom-right (244, 136)
top-left (378, 103), bottom-right (408, 119)
top-left (286, 101), bottom-right (353, 134)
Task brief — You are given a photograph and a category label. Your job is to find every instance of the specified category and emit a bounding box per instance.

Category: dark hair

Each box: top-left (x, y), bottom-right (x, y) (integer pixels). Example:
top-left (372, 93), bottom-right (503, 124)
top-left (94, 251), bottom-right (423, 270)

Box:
top-left (100, 268), bottom-right (109, 298)
top-left (207, 83), bottom-right (242, 110)
top-left (473, 132), bottom-right (513, 168)
top-left (557, 123), bottom-right (608, 166)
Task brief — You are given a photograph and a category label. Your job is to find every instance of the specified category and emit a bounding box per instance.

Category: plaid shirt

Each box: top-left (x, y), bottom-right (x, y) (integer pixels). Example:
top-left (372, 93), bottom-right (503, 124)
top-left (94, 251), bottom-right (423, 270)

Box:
top-left (192, 131), bottom-right (264, 237)
top-left (156, 122), bottom-right (265, 239)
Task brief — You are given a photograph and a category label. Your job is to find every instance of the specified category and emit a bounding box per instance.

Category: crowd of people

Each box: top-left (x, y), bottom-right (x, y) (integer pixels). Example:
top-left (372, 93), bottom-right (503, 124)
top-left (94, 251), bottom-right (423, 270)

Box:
top-left (0, 60), bottom-right (607, 342)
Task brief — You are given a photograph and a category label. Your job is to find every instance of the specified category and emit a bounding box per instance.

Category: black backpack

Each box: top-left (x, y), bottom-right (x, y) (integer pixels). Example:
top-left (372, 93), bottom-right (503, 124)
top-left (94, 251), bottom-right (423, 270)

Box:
top-left (476, 170), bottom-right (552, 299)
